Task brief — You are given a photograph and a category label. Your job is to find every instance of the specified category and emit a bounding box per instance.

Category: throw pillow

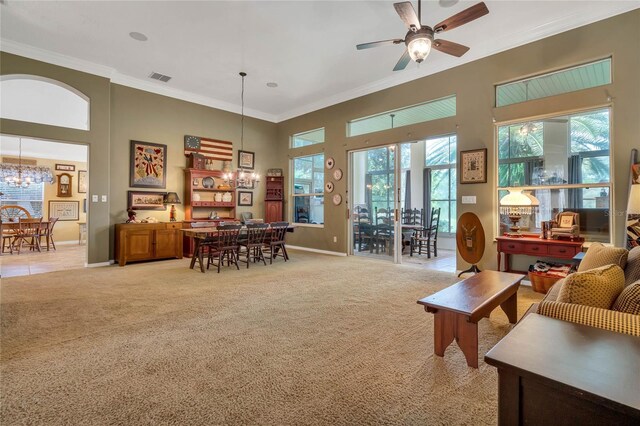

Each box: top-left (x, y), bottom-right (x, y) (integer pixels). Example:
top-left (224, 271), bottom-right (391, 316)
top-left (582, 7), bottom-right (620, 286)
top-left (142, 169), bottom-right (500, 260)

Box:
top-left (557, 264), bottom-right (625, 309)
top-left (541, 278), bottom-right (565, 302)
top-left (624, 247), bottom-right (640, 287)
top-left (612, 280), bottom-right (640, 314)
top-left (578, 242), bottom-right (628, 272)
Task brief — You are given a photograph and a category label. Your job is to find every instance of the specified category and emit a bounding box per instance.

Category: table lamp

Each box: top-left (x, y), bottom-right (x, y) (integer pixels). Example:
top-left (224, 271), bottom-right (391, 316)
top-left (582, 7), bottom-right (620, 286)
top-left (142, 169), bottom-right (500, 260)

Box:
top-left (163, 192), bottom-right (181, 222)
top-left (499, 190), bottom-right (540, 237)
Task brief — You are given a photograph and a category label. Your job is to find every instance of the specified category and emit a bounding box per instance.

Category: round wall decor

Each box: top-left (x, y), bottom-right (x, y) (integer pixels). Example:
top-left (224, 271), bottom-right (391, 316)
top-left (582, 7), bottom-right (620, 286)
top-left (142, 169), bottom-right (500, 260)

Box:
top-left (325, 157), bottom-right (335, 169)
top-left (325, 182), bottom-right (334, 193)
top-left (333, 168), bottom-right (343, 181)
top-left (332, 194), bottom-right (342, 206)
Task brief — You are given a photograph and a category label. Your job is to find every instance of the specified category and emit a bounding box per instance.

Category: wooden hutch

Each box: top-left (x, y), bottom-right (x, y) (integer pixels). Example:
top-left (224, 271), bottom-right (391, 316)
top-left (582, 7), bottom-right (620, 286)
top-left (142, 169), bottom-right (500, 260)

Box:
top-left (264, 175), bottom-right (284, 223)
top-left (182, 168), bottom-right (238, 256)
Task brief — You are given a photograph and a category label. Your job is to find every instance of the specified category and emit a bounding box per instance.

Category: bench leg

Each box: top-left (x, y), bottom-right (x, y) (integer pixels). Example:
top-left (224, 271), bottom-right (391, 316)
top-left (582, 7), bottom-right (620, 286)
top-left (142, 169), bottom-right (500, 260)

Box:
top-left (433, 310), bottom-right (455, 357)
top-left (432, 310), bottom-right (479, 368)
top-left (500, 292), bottom-right (518, 324)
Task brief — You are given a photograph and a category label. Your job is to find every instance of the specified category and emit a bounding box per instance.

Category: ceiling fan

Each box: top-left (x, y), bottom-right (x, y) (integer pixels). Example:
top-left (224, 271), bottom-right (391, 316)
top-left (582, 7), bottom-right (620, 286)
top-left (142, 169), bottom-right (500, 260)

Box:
top-left (357, 1), bottom-right (489, 71)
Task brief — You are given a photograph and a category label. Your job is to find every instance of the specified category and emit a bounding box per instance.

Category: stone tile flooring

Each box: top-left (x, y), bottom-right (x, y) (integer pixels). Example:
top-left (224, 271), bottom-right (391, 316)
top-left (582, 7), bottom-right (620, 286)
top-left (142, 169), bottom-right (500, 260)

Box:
top-left (0, 243), bottom-right (87, 278)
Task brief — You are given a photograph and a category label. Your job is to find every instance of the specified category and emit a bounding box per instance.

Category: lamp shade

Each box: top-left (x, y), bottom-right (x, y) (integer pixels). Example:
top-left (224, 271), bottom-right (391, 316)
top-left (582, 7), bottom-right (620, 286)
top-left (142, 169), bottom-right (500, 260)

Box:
top-left (500, 190), bottom-right (535, 207)
top-left (163, 192), bottom-right (181, 204)
top-left (628, 184), bottom-right (640, 215)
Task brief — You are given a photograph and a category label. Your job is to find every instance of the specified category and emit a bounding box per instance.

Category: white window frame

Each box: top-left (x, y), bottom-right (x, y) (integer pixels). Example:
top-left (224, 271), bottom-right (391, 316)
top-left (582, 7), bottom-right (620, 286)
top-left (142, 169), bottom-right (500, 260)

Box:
top-left (291, 153), bottom-right (325, 228)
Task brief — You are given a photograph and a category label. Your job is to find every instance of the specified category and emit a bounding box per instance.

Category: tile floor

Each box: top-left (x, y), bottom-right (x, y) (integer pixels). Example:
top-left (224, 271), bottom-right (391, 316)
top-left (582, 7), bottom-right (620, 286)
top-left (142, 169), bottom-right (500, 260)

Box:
top-left (354, 248), bottom-right (457, 272)
top-left (0, 243), bottom-right (87, 278)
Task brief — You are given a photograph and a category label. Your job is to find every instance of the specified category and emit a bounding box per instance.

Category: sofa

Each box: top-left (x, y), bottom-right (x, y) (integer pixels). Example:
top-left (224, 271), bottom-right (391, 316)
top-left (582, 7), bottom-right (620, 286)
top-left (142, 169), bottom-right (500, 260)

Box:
top-left (534, 243), bottom-right (640, 336)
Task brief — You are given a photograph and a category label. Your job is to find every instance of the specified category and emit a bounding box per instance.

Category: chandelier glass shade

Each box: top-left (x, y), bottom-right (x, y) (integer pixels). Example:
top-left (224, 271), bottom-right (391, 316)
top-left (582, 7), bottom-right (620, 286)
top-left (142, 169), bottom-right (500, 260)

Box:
top-left (407, 36), bottom-right (432, 63)
top-left (0, 139), bottom-right (54, 188)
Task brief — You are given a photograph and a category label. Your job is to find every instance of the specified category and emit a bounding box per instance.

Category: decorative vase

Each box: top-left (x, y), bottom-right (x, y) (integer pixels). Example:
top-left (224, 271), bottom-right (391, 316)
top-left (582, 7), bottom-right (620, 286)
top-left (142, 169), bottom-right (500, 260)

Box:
top-left (192, 193), bottom-right (201, 202)
top-left (215, 193), bottom-right (223, 202)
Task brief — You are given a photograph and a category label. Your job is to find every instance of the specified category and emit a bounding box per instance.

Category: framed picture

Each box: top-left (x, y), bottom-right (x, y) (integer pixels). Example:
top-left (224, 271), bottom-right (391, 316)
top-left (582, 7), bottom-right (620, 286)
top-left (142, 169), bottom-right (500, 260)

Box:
top-left (49, 201), bottom-right (79, 221)
top-left (57, 173), bottom-right (73, 197)
top-left (55, 163), bottom-right (75, 171)
top-left (130, 140), bottom-right (167, 188)
top-left (128, 191), bottom-right (167, 211)
top-left (460, 148), bottom-right (487, 184)
top-left (237, 191), bottom-right (253, 206)
top-left (78, 170), bottom-right (88, 193)
top-left (238, 150), bottom-right (255, 170)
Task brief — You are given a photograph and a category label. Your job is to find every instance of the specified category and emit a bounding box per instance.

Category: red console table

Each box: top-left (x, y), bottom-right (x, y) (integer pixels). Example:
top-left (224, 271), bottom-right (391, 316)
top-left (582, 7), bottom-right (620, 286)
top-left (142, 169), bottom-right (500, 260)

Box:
top-left (496, 236), bottom-right (583, 272)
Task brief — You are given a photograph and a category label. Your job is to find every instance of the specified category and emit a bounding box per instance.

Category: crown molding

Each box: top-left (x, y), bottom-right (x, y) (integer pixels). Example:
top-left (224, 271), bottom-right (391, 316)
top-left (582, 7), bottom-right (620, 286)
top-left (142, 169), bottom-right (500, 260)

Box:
top-left (0, 38), bottom-right (277, 123)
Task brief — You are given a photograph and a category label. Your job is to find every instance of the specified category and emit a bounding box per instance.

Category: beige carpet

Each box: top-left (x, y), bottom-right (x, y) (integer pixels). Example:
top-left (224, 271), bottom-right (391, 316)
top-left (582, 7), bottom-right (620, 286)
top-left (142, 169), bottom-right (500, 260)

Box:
top-left (1, 252), bottom-right (542, 425)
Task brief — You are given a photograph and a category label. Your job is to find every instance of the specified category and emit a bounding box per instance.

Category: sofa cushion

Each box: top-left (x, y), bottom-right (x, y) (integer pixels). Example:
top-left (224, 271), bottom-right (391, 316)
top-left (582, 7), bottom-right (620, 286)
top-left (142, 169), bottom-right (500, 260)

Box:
top-left (537, 301), bottom-right (640, 336)
top-left (624, 247), bottom-right (640, 287)
top-left (612, 280), bottom-right (640, 315)
top-left (541, 277), bottom-right (565, 302)
top-left (578, 243), bottom-right (628, 272)
top-left (557, 264), bottom-right (625, 309)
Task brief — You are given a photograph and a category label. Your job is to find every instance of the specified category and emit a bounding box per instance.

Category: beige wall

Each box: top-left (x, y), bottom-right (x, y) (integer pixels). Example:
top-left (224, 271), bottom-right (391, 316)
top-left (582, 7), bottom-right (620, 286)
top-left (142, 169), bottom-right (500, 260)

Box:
top-left (277, 10), bottom-right (640, 270)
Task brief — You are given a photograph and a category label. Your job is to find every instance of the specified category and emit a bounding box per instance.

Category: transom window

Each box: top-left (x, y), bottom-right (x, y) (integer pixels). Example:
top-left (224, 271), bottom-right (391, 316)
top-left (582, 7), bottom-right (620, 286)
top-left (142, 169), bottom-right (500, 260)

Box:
top-left (291, 128), bottom-right (325, 148)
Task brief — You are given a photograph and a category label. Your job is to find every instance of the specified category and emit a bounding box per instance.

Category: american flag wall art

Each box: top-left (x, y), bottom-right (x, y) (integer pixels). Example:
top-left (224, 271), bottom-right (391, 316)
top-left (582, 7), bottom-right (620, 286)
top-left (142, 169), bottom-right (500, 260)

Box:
top-left (184, 135), bottom-right (233, 161)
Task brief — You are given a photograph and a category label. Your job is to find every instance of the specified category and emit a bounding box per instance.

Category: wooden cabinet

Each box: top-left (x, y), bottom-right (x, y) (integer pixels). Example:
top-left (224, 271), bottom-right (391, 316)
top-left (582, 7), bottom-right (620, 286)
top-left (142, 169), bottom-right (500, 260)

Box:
top-left (115, 222), bottom-right (183, 266)
top-left (184, 168), bottom-right (236, 221)
top-left (264, 176), bottom-right (284, 223)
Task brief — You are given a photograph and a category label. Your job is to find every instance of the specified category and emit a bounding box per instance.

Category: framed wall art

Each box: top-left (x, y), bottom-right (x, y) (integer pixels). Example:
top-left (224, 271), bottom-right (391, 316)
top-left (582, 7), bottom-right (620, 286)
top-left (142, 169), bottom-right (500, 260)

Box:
top-left (49, 201), bottom-right (79, 221)
top-left (460, 148), bottom-right (487, 184)
top-left (238, 150), bottom-right (255, 170)
top-left (78, 170), bottom-right (88, 193)
top-left (130, 140), bottom-right (167, 188)
top-left (128, 191), bottom-right (167, 211)
top-left (55, 163), bottom-right (75, 171)
top-left (237, 191), bottom-right (253, 206)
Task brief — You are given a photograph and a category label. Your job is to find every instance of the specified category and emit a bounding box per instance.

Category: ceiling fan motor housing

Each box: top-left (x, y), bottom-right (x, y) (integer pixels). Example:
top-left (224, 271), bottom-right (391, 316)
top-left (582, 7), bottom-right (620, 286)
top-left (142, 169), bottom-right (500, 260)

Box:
top-left (405, 27), bottom-right (434, 63)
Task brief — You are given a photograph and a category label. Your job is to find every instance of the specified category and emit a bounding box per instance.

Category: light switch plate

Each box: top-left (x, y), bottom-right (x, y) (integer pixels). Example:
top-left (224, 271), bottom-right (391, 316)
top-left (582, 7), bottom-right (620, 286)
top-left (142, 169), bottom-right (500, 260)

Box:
top-left (92, 195), bottom-right (98, 202)
top-left (101, 195), bottom-right (107, 202)
top-left (461, 196), bottom-right (477, 204)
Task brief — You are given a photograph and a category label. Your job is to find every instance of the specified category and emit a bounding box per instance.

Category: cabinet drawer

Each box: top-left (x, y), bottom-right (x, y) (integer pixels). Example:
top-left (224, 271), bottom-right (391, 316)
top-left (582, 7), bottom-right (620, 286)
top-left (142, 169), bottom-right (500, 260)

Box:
top-left (523, 244), bottom-right (548, 256)
top-left (500, 241), bottom-right (523, 253)
top-left (548, 245), bottom-right (577, 258)
top-left (165, 222), bottom-right (182, 230)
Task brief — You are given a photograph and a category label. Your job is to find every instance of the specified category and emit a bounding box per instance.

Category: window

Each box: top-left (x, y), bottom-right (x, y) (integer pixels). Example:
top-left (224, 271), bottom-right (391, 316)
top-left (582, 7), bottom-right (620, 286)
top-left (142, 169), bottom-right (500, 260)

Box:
top-left (0, 182), bottom-right (45, 217)
top-left (496, 58), bottom-right (611, 107)
top-left (291, 128), bottom-right (325, 148)
top-left (292, 154), bottom-right (324, 225)
top-left (347, 95), bottom-right (456, 137)
top-left (0, 75), bottom-right (90, 130)
top-left (425, 135), bottom-right (457, 234)
top-left (497, 109), bottom-right (611, 242)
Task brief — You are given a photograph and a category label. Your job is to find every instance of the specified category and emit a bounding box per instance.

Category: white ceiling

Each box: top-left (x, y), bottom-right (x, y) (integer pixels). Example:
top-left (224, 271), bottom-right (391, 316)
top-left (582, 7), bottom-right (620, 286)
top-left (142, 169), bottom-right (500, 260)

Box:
top-left (1, 1), bottom-right (638, 122)
top-left (0, 135), bottom-right (88, 163)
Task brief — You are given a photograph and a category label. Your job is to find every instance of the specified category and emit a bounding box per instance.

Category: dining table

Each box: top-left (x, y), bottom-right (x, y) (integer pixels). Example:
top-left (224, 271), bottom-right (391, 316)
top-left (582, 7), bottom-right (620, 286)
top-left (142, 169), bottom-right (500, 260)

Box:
top-left (2, 219), bottom-right (51, 253)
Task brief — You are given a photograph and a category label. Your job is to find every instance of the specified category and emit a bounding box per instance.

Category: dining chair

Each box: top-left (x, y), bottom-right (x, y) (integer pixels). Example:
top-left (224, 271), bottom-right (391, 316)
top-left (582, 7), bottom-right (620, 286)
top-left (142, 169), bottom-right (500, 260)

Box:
top-left (41, 217), bottom-right (59, 251)
top-left (358, 222), bottom-right (377, 253)
top-left (410, 208), bottom-right (441, 258)
top-left (14, 217), bottom-right (44, 254)
top-left (1, 220), bottom-right (15, 255)
top-left (207, 224), bottom-right (242, 273)
top-left (264, 222), bottom-right (289, 264)
top-left (375, 223), bottom-right (394, 255)
top-left (191, 222), bottom-right (217, 272)
top-left (238, 223), bottom-right (268, 268)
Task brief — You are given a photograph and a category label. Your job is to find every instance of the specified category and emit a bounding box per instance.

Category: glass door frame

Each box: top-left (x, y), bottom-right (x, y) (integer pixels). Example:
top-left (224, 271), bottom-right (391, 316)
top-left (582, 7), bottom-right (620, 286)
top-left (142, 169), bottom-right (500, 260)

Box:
top-left (347, 143), bottom-right (403, 264)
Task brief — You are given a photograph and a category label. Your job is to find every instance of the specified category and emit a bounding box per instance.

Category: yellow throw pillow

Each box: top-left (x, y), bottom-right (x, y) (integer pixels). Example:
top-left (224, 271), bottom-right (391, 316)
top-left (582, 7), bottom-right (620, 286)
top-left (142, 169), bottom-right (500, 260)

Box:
top-left (557, 264), bottom-right (625, 309)
top-left (578, 242), bottom-right (628, 272)
top-left (612, 281), bottom-right (640, 315)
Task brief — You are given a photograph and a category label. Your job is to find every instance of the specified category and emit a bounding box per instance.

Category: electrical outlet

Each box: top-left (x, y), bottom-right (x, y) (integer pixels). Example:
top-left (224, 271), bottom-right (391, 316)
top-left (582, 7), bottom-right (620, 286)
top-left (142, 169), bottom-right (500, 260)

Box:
top-left (333, 236), bottom-right (337, 243)
top-left (92, 195), bottom-right (98, 202)
top-left (461, 196), bottom-right (477, 204)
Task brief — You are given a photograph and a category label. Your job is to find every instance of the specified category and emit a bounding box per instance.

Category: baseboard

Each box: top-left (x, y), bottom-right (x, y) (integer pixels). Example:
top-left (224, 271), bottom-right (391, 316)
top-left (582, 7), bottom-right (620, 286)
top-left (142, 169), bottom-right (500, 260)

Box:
top-left (56, 240), bottom-right (84, 246)
top-left (86, 260), bottom-right (113, 268)
top-left (286, 245), bottom-right (347, 257)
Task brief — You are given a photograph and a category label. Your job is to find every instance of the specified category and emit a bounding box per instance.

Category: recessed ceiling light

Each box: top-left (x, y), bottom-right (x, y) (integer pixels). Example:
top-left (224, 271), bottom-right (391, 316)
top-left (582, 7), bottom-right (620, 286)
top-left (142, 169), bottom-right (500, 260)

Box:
top-left (129, 32), bottom-right (148, 42)
top-left (266, 82), bottom-right (278, 88)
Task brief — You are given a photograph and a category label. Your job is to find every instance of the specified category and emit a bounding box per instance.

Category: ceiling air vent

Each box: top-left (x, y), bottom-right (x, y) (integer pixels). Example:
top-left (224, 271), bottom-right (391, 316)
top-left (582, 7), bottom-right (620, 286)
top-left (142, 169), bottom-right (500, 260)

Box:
top-left (149, 72), bottom-right (172, 83)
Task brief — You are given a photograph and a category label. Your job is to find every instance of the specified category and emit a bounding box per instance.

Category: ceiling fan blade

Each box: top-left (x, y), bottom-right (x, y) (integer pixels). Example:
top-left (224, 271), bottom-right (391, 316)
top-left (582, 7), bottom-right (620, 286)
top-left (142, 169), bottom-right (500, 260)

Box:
top-left (432, 39), bottom-right (470, 57)
top-left (394, 2), bottom-right (421, 31)
top-left (434, 2), bottom-right (489, 33)
top-left (393, 50), bottom-right (412, 72)
top-left (356, 39), bottom-right (404, 50)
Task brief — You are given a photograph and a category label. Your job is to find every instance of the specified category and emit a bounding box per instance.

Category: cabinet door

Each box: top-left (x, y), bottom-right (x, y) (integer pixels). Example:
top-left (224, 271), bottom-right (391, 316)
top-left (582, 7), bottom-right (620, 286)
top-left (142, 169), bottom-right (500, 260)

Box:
top-left (125, 229), bottom-right (154, 261)
top-left (154, 229), bottom-right (178, 259)
top-left (265, 201), bottom-right (283, 223)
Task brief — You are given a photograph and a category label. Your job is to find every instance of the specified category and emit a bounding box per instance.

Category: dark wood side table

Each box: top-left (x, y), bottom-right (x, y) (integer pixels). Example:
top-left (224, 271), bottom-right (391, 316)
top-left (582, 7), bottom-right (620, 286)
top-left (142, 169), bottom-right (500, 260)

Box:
top-left (496, 236), bottom-right (583, 272)
top-left (485, 313), bottom-right (640, 426)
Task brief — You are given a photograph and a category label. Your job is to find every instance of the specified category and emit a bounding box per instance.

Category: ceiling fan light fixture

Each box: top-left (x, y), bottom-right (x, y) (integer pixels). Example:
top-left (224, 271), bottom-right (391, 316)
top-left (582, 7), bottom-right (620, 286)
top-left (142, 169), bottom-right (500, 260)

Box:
top-left (407, 36), bottom-right (432, 63)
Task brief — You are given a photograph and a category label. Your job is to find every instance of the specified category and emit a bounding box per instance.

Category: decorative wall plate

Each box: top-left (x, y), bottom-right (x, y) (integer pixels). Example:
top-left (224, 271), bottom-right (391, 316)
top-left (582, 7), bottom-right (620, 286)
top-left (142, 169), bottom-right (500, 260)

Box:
top-left (325, 182), bottom-right (334, 193)
top-left (325, 157), bottom-right (335, 169)
top-left (333, 168), bottom-right (343, 181)
top-left (202, 177), bottom-right (215, 188)
top-left (332, 194), bottom-right (342, 206)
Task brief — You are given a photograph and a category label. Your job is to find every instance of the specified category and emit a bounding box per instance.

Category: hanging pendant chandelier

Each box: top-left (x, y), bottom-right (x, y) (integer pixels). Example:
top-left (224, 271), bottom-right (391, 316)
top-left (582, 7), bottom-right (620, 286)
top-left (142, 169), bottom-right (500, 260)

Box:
top-left (223, 72), bottom-right (260, 189)
top-left (0, 138), bottom-right (54, 188)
